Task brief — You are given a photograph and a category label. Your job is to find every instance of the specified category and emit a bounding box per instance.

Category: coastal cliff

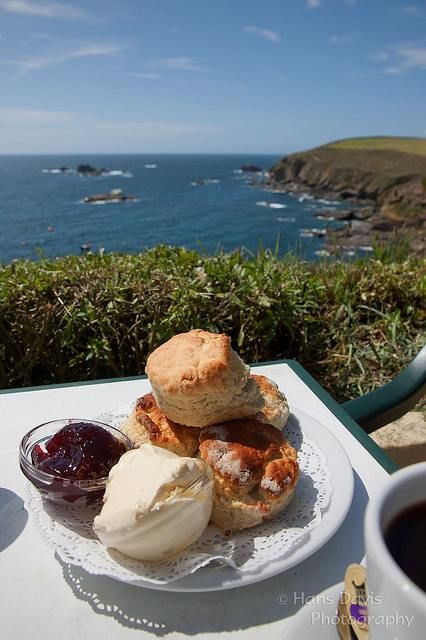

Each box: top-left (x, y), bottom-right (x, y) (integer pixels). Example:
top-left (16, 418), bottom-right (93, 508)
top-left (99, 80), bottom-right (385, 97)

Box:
top-left (269, 137), bottom-right (426, 254)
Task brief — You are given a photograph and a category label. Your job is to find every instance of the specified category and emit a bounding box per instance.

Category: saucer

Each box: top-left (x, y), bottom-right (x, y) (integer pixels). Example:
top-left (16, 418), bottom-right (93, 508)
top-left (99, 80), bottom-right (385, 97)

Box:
top-left (284, 582), bottom-right (344, 639)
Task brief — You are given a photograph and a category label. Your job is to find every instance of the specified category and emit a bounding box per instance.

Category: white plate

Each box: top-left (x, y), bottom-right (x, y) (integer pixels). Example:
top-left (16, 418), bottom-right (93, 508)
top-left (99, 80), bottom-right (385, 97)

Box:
top-left (284, 582), bottom-right (344, 639)
top-left (105, 407), bottom-right (353, 591)
top-left (29, 408), bottom-right (354, 592)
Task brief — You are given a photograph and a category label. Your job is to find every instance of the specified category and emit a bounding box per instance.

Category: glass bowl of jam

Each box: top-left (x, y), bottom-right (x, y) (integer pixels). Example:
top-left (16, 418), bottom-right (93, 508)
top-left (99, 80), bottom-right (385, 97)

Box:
top-left (20, 419), bottom-right (132, 507)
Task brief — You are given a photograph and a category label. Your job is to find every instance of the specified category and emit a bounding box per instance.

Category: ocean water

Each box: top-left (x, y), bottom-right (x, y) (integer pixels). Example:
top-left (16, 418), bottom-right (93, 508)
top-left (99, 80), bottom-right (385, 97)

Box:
top-left (0, 154), bottom-right (350, 264)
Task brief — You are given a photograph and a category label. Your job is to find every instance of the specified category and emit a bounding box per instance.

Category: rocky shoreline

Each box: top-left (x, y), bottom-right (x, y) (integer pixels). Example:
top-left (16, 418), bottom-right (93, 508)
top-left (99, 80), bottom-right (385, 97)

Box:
top-left (266, 145), bottom-right (426, 257)
top-left (265, 181), bottom-right (425, 257)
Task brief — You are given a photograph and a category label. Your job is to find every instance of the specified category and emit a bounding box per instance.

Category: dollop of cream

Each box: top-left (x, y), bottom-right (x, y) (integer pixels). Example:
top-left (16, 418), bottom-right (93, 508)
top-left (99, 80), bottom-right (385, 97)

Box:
top-left (93, 444), bottom-right (213, 562)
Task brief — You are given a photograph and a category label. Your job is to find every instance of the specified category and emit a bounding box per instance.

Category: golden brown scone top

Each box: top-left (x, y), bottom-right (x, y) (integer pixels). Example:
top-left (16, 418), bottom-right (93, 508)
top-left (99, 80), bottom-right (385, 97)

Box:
top-left (146, 329), bottom-right (238, 394)
top-left (121, 393), bottom-right (199, 457)
top-left (199, 419), bottom-right (299, 498)
top-left (145, 329), bottom-right (264, 428)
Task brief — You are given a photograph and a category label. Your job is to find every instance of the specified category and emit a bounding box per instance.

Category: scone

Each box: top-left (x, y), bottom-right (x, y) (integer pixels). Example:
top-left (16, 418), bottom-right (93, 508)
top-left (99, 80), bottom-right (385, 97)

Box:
top-left (199, 419), bottom-right (299, 531)
top-left (120, 393), bottom-right (199, 457)
top-left (145, 329), bottom-right (264, 428)
top-left (251, 374), bottom-right (290, 430)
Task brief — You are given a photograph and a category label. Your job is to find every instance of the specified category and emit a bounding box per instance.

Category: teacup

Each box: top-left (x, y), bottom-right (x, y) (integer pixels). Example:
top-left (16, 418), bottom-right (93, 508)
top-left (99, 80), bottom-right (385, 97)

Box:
top-left (364, 462), bottom-right (426, 639)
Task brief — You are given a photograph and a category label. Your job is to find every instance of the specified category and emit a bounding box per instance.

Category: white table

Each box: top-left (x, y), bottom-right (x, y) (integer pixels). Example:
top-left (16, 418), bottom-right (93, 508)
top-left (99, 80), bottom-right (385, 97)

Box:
top-left (0, 362), bottom-right (396, 639)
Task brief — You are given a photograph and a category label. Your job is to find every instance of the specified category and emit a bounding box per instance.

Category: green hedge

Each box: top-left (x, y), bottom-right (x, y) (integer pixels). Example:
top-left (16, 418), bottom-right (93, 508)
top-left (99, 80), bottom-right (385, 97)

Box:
top-left (0, 246), bottom-right (424, 402)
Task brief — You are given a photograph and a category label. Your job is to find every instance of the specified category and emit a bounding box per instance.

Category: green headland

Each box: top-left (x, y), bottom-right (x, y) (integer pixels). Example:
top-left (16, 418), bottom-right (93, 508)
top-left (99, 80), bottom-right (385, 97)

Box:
top-left (269, 136), bottom-right (426, 255)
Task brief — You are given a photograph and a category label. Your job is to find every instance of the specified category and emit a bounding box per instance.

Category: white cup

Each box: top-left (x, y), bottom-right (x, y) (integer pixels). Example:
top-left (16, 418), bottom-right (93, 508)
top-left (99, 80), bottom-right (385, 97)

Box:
top-left (364, 462), bottom-right (426, 639)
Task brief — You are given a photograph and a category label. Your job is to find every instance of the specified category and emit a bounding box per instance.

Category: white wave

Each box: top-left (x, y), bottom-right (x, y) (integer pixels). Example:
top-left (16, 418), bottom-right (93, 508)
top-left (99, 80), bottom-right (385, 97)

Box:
top-left (298, 194), bottom-right (314, 202)
top-left (300, 231), bottom-right (314, 238)
top-left (315, 250), bottom-right (331, 257)
top-left (301, 227), bottom-right (326, 237)
top-left (316, 215), bottom-right (335, 221)
top-left (316, 198), bottom-right (337, 205)
top-left (277, 217), bottom-right (296, 223)
top-left (107, 170), bottom-right (133, 177)
top-left (256, 201), bottom-right (287, 209)
top-left (191, 178), bottom-right (220, 186)
top-left (42, 168), bottom-right (74, 174)
top-left (82, 197), bottom-right (139, 205)
top-left (144, 164), bottom-right (157, 169)
top-left (233, 169), bottom-right (243, 174)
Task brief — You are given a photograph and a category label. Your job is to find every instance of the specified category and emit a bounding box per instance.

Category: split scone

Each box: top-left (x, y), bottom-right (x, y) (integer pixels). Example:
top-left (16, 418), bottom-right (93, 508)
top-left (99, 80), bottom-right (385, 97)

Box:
top-left (120, 393), bottom-right (199, 457)
top-left (251, 374), bottom-right (290, 430)
top-left (199, 419), bottom-right (299, 531)
top-left (145, 329), bottom-right (264, 428)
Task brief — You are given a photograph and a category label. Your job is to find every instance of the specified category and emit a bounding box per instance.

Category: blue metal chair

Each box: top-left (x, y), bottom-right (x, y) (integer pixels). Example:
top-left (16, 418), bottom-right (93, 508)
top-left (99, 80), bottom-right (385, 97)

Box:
top-left (342, 345), bottom-right (426, 434)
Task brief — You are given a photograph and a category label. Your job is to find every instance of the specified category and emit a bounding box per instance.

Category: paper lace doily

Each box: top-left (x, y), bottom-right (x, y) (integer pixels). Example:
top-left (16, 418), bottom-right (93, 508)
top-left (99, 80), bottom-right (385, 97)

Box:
top-left (25, 404), bottom-right (332, 586)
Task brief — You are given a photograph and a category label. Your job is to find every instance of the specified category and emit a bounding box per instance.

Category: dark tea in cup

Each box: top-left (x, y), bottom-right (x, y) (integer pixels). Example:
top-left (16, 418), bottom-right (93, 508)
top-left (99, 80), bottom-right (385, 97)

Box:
top-left (384, 500), bottom-right (426, 593)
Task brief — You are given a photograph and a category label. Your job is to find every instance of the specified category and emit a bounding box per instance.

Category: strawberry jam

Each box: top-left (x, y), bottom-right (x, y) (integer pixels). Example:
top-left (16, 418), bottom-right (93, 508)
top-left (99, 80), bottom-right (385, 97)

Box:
top-left (32, 422), bottom-right (126, 480)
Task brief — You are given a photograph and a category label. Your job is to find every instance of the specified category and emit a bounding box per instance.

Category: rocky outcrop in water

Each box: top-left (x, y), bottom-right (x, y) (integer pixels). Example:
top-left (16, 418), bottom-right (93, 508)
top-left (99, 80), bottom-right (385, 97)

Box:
top-left (241, 164), bottom-right (263, 172)
top-left (83, 189), bottom-right (137, 204)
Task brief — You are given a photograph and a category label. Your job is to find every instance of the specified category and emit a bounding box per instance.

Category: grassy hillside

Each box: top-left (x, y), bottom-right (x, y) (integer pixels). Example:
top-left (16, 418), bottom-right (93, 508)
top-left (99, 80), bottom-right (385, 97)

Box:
top-left (270, 136), bottom-right (426, 222)
top-left (294, 146), bottom-right (426, 180)
top-left (282, 136), bottom-right (426, 179)
top-left (325, 136), bottom-right (426, 157)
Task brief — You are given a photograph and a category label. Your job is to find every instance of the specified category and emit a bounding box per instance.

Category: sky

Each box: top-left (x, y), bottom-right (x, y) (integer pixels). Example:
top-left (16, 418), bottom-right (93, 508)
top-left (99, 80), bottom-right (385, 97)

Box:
top-left (0, 0), bottom-right (425, 154)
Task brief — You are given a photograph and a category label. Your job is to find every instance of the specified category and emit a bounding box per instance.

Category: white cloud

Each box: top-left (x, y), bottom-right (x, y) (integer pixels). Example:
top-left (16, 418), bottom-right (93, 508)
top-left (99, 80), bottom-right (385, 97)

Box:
top-left (65, 43), bottom-right (121, 59)
top-left (404, 5), bottom-right (419, 14)
top-left (329, 35), bottom-right (352, 44)
top-left (0, 0), bottom-right (86, 19)
top-left (243, 26), bottom-right (281, 43)
top-left (0, 107), bottom-right (74, 124)
top-left (384, 66), bottom-right (402, 75)
top-left (403, 5), bottom-right (426, 17)
top-left (307, 0), bottom-right (321, 9)
top-left (158, 57), bottom-right (208, 71)
top-left (373, 44), bottom-right (426, 74)
top-left (129, 72), bottom-right (160, 80)
top-left (370, 51), bottom-right (390, 62)
top-left (2, 43), bottom-right (122, 72)
top-left (396, 45), bottom-right (426, 69)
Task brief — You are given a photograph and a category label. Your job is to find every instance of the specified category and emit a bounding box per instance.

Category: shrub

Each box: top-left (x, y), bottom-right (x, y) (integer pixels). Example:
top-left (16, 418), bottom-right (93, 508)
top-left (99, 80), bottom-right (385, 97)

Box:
top-left (0, 246), bottom-right (424, 402)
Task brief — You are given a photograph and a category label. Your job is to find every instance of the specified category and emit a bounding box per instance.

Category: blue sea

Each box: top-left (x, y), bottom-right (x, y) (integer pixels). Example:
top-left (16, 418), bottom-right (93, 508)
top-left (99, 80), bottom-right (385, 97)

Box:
top-left (0, 154), bottom-right (351, 264)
